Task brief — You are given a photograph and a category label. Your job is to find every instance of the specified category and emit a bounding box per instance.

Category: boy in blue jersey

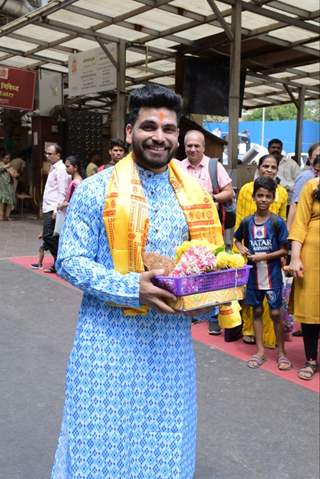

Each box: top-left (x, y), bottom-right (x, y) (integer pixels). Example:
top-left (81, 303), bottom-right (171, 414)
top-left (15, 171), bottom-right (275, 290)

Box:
top-left (234, 177), bottom-right (291, 370)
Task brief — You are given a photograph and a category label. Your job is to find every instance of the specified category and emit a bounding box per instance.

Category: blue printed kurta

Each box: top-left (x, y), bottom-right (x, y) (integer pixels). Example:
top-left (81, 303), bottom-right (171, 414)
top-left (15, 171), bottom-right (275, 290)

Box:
top-left (51, 166), bottom-right (198, 479)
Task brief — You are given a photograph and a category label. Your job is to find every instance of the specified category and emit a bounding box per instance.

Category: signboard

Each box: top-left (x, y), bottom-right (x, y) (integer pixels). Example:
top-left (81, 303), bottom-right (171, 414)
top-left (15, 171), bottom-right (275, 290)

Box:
top-left (0, 66), bottom-right (36, 110)
top-left (39, 70), bottom-right (63, 116)
top-left (68, 45), bottom-right (117, 97)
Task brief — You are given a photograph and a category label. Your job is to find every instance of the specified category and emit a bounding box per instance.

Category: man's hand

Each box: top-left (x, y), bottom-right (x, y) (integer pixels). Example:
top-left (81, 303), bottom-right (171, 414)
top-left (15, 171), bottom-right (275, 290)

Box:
top-left (247, 252), bottom-right (267, 263)
top-left (139, 269), bottom-right (178, 314)
top-left (237, 244), bottom-right (249, 256)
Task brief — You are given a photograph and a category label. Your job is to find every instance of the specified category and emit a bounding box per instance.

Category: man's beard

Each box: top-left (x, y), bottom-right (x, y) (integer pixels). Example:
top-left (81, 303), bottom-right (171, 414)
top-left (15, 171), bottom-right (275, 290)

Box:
top-left (131, 138), bottom-right (176, 170)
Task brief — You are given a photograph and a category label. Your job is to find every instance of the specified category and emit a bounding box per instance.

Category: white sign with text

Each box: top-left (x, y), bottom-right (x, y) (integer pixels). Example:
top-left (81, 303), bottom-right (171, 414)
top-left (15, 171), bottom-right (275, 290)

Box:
top-left (68, 44), bottom-right (117, 97)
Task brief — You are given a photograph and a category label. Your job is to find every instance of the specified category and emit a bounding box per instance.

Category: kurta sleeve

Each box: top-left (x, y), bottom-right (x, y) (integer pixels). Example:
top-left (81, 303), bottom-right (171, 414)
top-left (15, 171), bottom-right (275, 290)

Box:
top-left (56, 177), bottom-right (141, 308)
top-left (288, 180), bottom-right (314, 244)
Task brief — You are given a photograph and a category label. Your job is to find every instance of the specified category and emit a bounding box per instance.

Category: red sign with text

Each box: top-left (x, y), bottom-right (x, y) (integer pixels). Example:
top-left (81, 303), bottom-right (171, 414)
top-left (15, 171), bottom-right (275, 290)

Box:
top-left (0, 66), bottom-right (36, 110)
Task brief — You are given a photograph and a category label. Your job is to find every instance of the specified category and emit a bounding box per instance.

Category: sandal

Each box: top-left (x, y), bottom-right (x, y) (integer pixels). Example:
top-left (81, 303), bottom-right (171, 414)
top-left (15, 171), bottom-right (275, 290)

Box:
top-left (298, 362), bottom-right (317, 380)
top-left (43, 266), bottom-right (56, 274)
top-left (243, 335), bottom-right (256, 345)
top-left (247, 354), bottom-right (266, 369)
top-left (277, 355), bottom-right (292, 371)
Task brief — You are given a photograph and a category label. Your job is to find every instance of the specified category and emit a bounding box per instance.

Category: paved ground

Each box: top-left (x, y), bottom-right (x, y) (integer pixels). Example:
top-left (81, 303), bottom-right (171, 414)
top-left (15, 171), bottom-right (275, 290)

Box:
top-left (0, 218), bottom-right (319, 479)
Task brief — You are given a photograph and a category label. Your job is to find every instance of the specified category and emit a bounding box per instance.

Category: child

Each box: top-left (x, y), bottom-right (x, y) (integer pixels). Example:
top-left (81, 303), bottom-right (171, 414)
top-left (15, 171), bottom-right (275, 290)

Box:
top-left (234, 176), bottom-right (291, 370)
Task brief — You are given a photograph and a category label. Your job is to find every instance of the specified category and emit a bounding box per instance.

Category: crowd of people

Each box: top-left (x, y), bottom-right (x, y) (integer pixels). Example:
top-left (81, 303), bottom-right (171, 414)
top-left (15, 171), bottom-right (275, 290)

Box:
top-left (13, 84), bottom-right (318, 478)
top-left (36, 107), bottom-right (319, 379)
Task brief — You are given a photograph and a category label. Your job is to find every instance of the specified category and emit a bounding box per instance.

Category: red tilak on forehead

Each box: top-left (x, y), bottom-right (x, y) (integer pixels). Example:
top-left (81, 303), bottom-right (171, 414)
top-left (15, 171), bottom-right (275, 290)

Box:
top-left (159, 111), bottom-right (165, 122)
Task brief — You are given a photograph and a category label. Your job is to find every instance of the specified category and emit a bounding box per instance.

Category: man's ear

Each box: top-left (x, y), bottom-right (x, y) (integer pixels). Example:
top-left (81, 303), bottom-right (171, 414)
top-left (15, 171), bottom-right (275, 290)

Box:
top-left (126, 124), bottom-right (133, 144)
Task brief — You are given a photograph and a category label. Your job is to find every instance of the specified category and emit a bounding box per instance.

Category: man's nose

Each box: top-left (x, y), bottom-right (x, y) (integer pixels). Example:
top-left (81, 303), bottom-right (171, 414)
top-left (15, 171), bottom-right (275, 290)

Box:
top-left (152, 129), bottom-right (165, 142)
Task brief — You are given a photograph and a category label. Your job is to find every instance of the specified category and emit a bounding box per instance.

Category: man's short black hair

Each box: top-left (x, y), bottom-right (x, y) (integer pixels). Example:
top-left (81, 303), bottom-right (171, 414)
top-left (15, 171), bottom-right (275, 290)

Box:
top-left (268, 138), bottom-right (283, 150)
top-left (127, 84), bottom-right (183, 126)
top-left (109, 138), bottom-right (127, 151)
top-left (253, 176), bottom-right (276, 198)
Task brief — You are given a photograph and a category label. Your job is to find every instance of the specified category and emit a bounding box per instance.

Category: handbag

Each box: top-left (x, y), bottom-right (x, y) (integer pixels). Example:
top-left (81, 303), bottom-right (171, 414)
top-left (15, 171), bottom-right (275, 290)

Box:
top-left (208, 158), bottom-right (236, 229)
top-left (281, 276), bottom-right (294, 332)
top-left (53, 210), bottom-right (66, 236)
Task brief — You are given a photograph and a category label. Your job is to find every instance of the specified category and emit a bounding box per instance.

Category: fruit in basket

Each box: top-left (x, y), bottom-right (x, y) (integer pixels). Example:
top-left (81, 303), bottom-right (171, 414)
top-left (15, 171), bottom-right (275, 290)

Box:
top-left (142, 252), bottom-right (176, 275)
top-left (216, 251), bottom-right (246, 269)
top-left (172, 245), bottom-right (217, 277)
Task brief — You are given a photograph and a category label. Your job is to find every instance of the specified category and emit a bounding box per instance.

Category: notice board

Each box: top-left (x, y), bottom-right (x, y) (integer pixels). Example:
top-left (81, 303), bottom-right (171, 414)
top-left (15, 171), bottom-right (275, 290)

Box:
top-left (0, 66), bottom-right (36, 110)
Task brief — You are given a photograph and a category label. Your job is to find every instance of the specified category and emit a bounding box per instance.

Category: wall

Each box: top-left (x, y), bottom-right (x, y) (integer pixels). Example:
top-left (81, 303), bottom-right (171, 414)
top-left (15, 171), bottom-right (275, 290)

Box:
top-left (204, 119), bottom-right (320, 153)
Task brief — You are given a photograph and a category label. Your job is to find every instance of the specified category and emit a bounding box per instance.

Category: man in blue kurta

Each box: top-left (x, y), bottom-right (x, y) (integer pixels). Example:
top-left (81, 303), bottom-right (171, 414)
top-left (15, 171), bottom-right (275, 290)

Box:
top-left (51, 84), bottom-right (223, 478)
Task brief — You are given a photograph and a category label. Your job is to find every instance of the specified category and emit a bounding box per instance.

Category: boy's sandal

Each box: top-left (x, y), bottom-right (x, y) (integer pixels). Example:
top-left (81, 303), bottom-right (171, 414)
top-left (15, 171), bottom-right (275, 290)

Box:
top-left (298, 362), bottom-right (317, 380)
top-left (247, 355), bottom-right (266, 369)
top-left (277, 355), bottom-right (292, 371)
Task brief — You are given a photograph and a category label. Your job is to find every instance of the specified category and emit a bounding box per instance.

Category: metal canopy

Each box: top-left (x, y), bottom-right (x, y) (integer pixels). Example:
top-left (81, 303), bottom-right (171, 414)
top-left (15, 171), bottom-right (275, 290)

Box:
top-left (0, 0), bottom-right (319, 112)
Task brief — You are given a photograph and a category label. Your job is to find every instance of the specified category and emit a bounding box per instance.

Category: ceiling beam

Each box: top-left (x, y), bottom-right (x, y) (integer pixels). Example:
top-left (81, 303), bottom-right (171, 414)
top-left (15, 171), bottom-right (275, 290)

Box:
top-left (221, 0), bottom-right (319, 34)
top-left (0, 0), bottom-right (79, 37)
top-left (206, 0), bottom-right (233, 41)
top-left (265, 1), bottom-right (318, 19)
top-left (243, 94), bottom-right (318, 110)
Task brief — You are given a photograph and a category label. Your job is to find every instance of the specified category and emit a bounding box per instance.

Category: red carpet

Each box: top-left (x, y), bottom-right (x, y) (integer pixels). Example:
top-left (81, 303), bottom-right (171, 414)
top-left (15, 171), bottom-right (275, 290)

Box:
top-left (9, 255), bottom-right (68, 286)
top-left (192, 321), bottom-right (319, 393)
top-left (8, 255), bottom-right (320, 393)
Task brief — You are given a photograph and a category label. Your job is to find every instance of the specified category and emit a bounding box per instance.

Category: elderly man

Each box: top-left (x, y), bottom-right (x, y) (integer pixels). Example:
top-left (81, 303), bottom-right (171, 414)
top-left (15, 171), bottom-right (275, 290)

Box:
top-left (180, 129), bottom-right (233, 335)
top-left (41, 143), bottom-right (70, 273)
top-left (268, 138), bottom-right (300, 202)
top-left (51, 84), bottom-right (223, 478)
top-left (181, 130), bottom-right (233, 208)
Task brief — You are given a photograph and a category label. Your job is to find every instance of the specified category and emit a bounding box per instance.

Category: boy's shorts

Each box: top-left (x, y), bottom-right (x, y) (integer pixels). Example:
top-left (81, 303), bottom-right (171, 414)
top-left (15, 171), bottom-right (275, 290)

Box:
top-left (244, 288), bottom-right (282, 310)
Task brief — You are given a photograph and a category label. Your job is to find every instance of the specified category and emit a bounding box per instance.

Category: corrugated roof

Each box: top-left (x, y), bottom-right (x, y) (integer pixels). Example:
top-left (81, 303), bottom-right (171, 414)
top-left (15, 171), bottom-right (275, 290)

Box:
top-left (0, 0), bottom-right (318, 111)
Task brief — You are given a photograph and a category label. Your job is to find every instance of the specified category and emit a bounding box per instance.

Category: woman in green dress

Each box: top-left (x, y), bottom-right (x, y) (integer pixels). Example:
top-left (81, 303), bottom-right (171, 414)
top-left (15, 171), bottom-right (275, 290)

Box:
top-left (0, 151), bottom-right (17, 220)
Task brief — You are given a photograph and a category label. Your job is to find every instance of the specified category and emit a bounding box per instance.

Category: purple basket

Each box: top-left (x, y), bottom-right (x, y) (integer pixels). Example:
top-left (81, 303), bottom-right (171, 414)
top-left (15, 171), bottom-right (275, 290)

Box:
top-left (152, 265), bottom-right (252, 297)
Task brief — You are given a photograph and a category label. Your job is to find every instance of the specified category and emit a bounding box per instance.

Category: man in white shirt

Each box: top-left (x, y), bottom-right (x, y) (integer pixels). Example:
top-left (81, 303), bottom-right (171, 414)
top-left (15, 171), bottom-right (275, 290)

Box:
top-left (268, 138), bottom-right (300, 202)
top-left (42, 143), bottom-right (70, 272)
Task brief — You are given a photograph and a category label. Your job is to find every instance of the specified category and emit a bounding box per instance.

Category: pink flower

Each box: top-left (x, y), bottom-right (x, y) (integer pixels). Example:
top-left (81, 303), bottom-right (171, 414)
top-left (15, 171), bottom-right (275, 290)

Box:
top-left (172, 246), bottom-right (217, 277)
